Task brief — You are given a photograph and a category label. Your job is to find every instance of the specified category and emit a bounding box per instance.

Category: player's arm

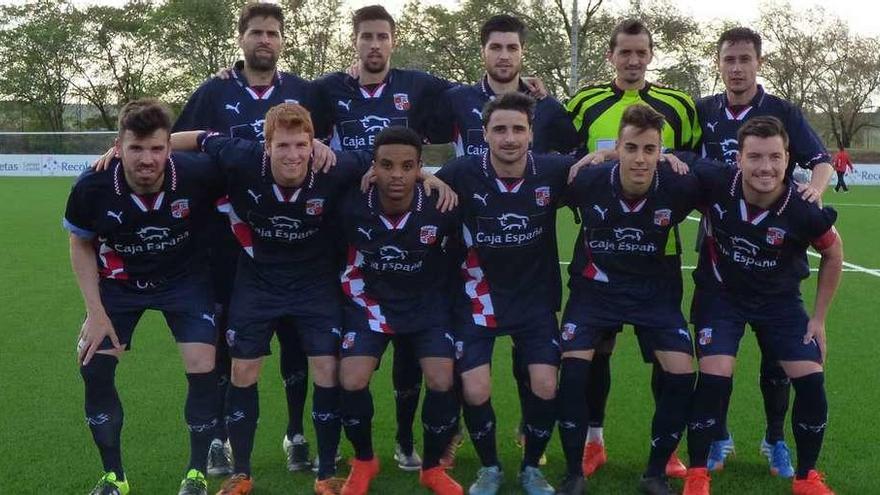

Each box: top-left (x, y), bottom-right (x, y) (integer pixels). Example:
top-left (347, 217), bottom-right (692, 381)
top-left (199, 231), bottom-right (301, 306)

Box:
top-left (353, 153), bottom-right (458, 211)
top-left (170, 130), bottom-right (335, 172)
top-left (806, 227), bottom-right (843, 362)
top-left (799, 162), bottom-right (833, 203)
top-left (69, 233), bottom-right (122, 365)
top-left (786, 104), bottom-right (833, 202)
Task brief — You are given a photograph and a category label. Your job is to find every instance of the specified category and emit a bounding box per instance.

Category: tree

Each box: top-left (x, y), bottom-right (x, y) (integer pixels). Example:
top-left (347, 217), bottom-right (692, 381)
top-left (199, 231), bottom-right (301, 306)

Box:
top-left (0, 0), bottom-right (80, 131)
top-left (278, 0), bottom-right (349, 79)
top-left (760, 3), bottom-right (880, 148)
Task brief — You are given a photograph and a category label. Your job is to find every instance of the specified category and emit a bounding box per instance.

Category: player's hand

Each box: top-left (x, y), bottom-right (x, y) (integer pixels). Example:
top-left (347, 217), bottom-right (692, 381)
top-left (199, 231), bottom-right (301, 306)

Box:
top-left (796, 183), bottom-right (821, 203)
top-left (804, 318), bottom-right (827, 363)
top-left (423, 174), bottom-right (458, 212)
top-left (92, 147), bottom-right (116, 171)
top-left (311, 139), bottom-right (336, 173)
top-left (522, 77), bottom-right (548, 100)
top-left (360, 168), bottom-right (376, 193)
top-left (567, 156), bottom-right (592, 184)
top-left (213, 67), bottom-right (233, 80)
top-left (77, 312), bottom-right (122, 366)
top-left (660, 153), bottom-right (690, 175)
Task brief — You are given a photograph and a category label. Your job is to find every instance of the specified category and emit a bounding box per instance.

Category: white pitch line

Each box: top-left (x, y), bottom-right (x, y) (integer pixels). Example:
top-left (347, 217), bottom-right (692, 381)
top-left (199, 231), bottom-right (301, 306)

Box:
top-left (824, 203), bottom-right (880, 208)
top-left (557, 261), bottom-right (867, 273)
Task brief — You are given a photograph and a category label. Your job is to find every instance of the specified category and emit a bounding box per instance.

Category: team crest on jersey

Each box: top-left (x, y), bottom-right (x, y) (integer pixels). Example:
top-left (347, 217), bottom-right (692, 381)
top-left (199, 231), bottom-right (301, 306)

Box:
top-left (420, 225), bottom-right (438, 245)
top-left (393, 93), bottom-right (411, 111)
top-left (535, 186), bottom-right (551, 206)
top-left (766, 227), bottom-right (786, 246)
top-left (654, 209), bottom-right (671, 227)
top-left (455, 341), bottom-right (464, 360)
top-left (306, 198), bottom-right (324, 216)
top-left (561, 322), bottom-right (577, 341)
top-left (226, 329), bottom-right (236, 347)
top-left (170, 199), bottom-right (190, 219)
top-left (342, 331), bottom-right (357, 350)
top-left (698, 327), bottom-right (713, 346)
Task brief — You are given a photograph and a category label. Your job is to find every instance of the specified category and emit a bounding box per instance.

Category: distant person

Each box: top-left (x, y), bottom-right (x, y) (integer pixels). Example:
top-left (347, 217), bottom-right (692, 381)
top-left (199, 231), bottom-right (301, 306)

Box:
top-left (833, 147), bottom-right (854, 192)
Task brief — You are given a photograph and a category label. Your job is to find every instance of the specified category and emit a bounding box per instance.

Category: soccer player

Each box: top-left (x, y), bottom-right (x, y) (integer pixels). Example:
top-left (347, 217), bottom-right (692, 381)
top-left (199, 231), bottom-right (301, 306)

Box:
top-left (66, 100), bottom-right (223, 495)
top-left (682, 116), bottom-right (842, 495)
top-left (312, 5), bottom-right (456, 471)
top-left (435, 92), bottom-right (586, 495)
top-left (168, 103), bottom-right (454, 495)
top-left (336, 127), bottom-right (462, 495)
top-left (563, 18), bottom-right (699, 478)
top-left (696, 27), bottom-right (835, 475)
top-left (832, 147), bottom-right (854, 193)
top-left (556, 104), bottom-right (704, 495)
top-left (173, 2), bottom-right (334, 474)
top-left (430, 14), bottom-right (579, 157)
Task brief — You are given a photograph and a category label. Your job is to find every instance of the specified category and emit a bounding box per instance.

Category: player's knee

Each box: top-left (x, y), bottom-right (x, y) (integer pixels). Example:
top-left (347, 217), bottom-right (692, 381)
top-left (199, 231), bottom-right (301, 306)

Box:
top-left (231, 358), bottom-right (261, 387)
top-left (529, 372), bottom-right (557, 400)
top-left (423, 368), bottom-right (453, 392)
top-left (340, 372), bottom-right (371, 391)
top-left (462, 380), bottom-right (490, 405)
top-left (180, 343), bottom-right (216, 374)
top-left (698, 355), bottom-right (735, 377)
top-left (309, 356), bottom-right (338, 387)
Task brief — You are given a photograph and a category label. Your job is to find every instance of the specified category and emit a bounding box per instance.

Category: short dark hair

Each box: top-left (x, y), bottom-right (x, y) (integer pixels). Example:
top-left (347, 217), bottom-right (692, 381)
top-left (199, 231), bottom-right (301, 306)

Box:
top-left (352, 5), bottom-right (395, 36)
top-left (238, 2), bottom-right (284, 37)
top-left (482, 92), bottom-right (535, 128)
top-left (118, 99), bottom-right (172, 138)
top-left (373, 126), bottom-right (422, 161)
top-left (618, 104), bottom-right (665, 138)
top-left (717, 27), bottom-right (762, 58)
top-left (737, 116), bottom-right (789, 151)
top-left (479, 14), bottom-right (527, 47)
top-left (609, 18), bottom-right (653, 52)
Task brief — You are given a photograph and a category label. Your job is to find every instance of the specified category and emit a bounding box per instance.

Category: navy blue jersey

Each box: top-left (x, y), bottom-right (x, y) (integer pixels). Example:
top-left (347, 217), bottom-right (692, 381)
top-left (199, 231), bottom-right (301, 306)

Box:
top-left (693, 165), bottom-right (837, 298)
top-left (697, 85), bottom-right (830, 174)
top-left (435, 152), bottom-right (574, 328)
top-left (313, 68), bottom-right (453, 151)
top-left (566, 162), bottom-right (702, 288)
top-left (198, 133), bottom-right (370, 285)
top-left (338, 184), bottom-right (459, 334)
top-left (174, 69), bottom-right (328, 140)
top-left (63, 153), bottom-right (223, 287)
top-left (429, 76), bottom-right (579, 156)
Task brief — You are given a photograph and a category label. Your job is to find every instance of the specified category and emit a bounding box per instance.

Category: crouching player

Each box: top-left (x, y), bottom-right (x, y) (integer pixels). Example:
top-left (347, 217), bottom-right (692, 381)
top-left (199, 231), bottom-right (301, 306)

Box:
top-left (335, 127), bottom-right (462, 495)
top-left (556, 104), bottom-right (703, 495)
top-left (66, 99), bottom-right (224, 495)
top-left (683, 116), bottom-right (842, 495)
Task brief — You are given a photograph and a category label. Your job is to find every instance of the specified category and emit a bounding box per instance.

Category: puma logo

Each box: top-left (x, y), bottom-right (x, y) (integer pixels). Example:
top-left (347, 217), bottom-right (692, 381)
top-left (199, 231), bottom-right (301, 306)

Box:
top-left (106, 210), bottom-right (123, 224)
top-left (593, 204), bottom-right (608, 220)
top-left (472, 193), bottom-right (489, 206)
top-left (247, 189), bottom-right (261, 204)
top-left (707, 121), bottom-right (718, 132)
top-left (201, 313), bottom-right (215, 326)
top-left (357, 227), bottom-right (373, 240)
top-left (471, 108), bottom-right (482, 119)
top-left (338, 99), bottom-right (352, 111)
top-left (713, 203), bottom-right (726, 219)
top-left (225, 102), bottom-right (241, 115)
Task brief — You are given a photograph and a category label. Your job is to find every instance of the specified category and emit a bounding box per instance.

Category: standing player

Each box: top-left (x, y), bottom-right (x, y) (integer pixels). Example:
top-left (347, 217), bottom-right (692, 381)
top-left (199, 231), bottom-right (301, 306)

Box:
top-left (564, 18), bottom-right (699, 478)
top-left (696, 27), bottom-right (834, 475)
top-left (436, 92), bottom-right (586, 495)
top-left (66, 100), bottom-right (223, 495)
top-left (557, 104), bottom-right (705, 495)
top-left (312, 5), bottom-right (455, 471)
top-left (173, 2), bottom-right (333, 474)
top-left (832, 147), bottom-right (854, 193)
top-left (336, 127), bottom-right (462, 495)
top-left (430, 14), bottom-right (579, 157)
top-left (682, 116), bottom-right (842, 495)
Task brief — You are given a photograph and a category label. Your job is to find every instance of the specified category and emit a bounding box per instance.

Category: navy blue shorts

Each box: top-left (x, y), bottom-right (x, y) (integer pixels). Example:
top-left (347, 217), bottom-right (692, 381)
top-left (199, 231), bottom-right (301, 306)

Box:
top-left (98, 271), bottom-right (216, 351)
top-left (454, 314), bottom-right (561, 373)
top-left (691, 289), bottom-right (820, 363)
top-left (559, 289), bottom-right (692, 362)
top-left (340, 328), bottom-right (455, 361)
top-left (226, 262), bottom-right (342, 359)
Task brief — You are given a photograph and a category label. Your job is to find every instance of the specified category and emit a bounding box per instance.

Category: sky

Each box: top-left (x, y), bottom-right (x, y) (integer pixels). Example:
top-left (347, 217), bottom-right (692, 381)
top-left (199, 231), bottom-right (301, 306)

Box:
top-left (60, 0), bottom-right (880, 36)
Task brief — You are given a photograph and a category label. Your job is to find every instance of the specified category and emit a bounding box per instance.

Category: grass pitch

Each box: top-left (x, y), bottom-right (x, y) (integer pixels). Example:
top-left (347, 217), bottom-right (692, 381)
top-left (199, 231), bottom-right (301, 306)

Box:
top-left (1, 178), bottom-right (878, 494)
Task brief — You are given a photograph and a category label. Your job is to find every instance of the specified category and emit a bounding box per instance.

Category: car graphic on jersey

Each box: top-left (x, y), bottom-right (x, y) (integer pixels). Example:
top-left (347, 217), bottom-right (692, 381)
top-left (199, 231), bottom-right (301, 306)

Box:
top-left (613, 227), bottom-right (643, 241)
top-left (136, 226), bottom-right (171, 241)
top-left (731, 236), bottom-right (760, 255)
top-left (269, 216), bottom-right (302, 230)
top-left (498, 213), bottom-right (529, 231)
top-left (379, 245), bottom-right (407, 261)
top-left (360, 115), bottom-right (391, 132)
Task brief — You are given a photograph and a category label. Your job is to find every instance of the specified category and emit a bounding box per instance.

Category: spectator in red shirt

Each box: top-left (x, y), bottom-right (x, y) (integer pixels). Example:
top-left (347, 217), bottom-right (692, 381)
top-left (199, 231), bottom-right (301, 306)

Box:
top-left (833, 146), bottom-right (855, 192)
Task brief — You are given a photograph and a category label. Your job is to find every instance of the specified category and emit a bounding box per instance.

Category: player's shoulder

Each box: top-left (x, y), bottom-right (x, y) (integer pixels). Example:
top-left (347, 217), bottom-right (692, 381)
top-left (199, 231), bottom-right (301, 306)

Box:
top-left (171, 151), bottom-right (215, 174)
top-left (278, 70), bottom-right (310, 87)
top-left (783, 188), bottom-right (838, 233)
top-left (648, 81), bottom-right (695, 100)
top-left (533, 153), bottom-right (575, 174)
top-left (71, 166), bottom-right (110, 192)
top-left (445, 81), bottom-right (479, 98)
top-left (314, 71), bottom-right (349, 90)
top-left (570, 82), bottom-right (615, 98)
top-left (574, 161), bottom-right (613, 187)
top-left (696, 93), bottom-right (722, 113)
top-left (438, 154), bottom-right (480, 176)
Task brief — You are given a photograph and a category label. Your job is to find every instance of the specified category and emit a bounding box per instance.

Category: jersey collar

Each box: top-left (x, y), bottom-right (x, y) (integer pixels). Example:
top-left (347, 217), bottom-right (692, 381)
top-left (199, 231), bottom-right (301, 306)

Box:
top-left (231, 68), bottom-right (282, 100)
top-left (347, 68), bottom-right (395, 98)
top-left (480, 150), bottom-right (537, 192)
top-left (719, 84), bottom-right (766, 117)
top-left (479, 75), bottom-right (530, 99)
top-left (611, 79), bottom-right (653, 97)
top-left (609, 161), bottom-right (658, 212)
top-left (729, 168), bottom-right (794, 220)
top-left (367, 183), bottom-right (425, 229)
